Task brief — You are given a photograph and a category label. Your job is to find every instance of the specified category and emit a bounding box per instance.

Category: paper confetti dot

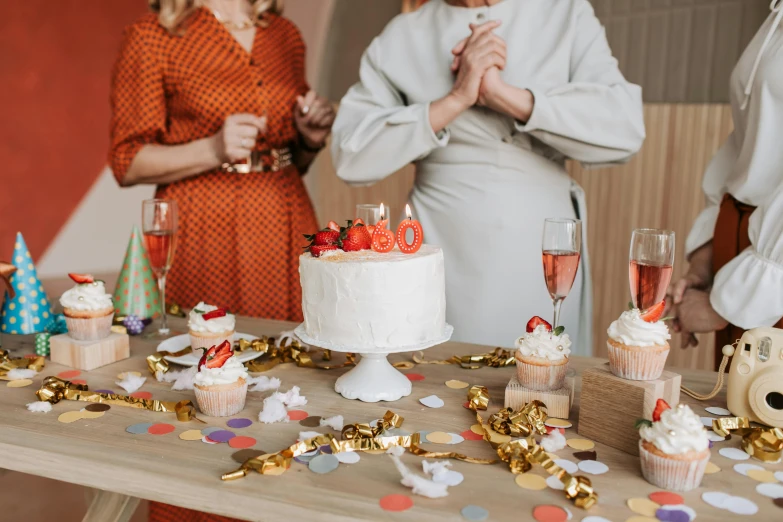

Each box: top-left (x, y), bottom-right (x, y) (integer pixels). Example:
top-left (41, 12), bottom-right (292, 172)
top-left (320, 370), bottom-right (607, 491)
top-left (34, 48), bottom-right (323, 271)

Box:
top-left (705, 406), bottom-right (731, 416)
top-left (71, 379), bottom-right (87, 385)
top-left (566, 438), bottom-right (594, 451)
top-left (445, 379), bottom-right (469, 389)
top-left (80, 410), bottom-right (105, 419)
top-left (746, 468), bottom-right (777, 483)
top-left (287, 410), bottom-right (308, 421)
top-left (704, 461), bottom-right (721, 474)
top-left (707, 431), bottom-right (728, 442)
top-left (58, 411), bottom-right (85, 423)
top-left (554, 459), bottom-right (578, 473)
top-left (573, 450), bottom-right (597, 461)
top-left (309, 453), bottom-right (339, 474)
top-left (228, 436), bottom-right (257, 449)
top-left (544, 418), bottom-right (572, 428)
top-left (725, 496), bottom-right (758, 515)
top-left (546, 475), bottom-right (564, 490)
top-left (470, 424), bottom-right (484, 435)
top-left (179, 430), bottom-right (203, 441)
top-left (336, 451), bottom-right (361, 464)
top-left (756, 483), bottom-right (783, 499)
top-left (201, 426), bottom-right (222, 435)
top-left (406, 373), bottom-right (425, 381)
top-left (130, 391), bottom-right (152, 400)
top-left (202, 436), bottom-right (219, 444)
top-left (379, 494), bottom-right (413, 512)
top-left (532, 504), bottom-right (568, 522)
top-left (461, 505), bottom-right (489, 521)
top-left (207, 430), bottom-right (236, 443)
top-left (627, 497), bottom-right (660, 517)
top-left (649, 492), bottom-right (684, 505)
top-left (126, 422), bottom-right (154, 434)
top-left (578, 460), bottom-right (609, 475)
top-left (148, 423), bottom-right (175, 435)
top-left (57, 370), bottom-right (81, 379)
top-left (85, 403), bottom-right (111, 413)
top-left (419, 395), bottom-right (444, 408)
top-left (719, 447), bottom-right (750, 461)
top-left (298, 415), bottom-right (322, 428)
top-left (7, 379), bottom-right (33, 388)
top-left (700, 417), bottom-right (716, 427)
top-left (656, 505), bottom-right (696, 522)
top-left (427, 431), bottom-right (453, 444)
top-left (460, 429), bottom-right (484, 441)
top-left (226, 418), bottom-right (252, 429)
top-left (515, 474), bottom-right (548, 490)
top-left (448, 433), bottom-right (465, 444)
top-left (463, 401), bottom-right (471, 409)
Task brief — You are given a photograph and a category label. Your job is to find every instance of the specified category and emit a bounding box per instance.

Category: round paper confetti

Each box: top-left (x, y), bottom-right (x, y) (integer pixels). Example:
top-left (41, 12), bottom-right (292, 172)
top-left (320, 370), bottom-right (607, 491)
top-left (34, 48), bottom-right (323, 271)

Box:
top-left (734, 463), bottom-right (763, 477)
top-left (756, 483), bottom-right (783, 499)
top-left (700, 417), bottom-right (715, 427)
top-left (228, 436), bottom-right (257, 449)
top-left (126, 422), bottom-right (154, 434)
top-left (287, 410), bottom-right (308, 421)
top-left (515, 474), bottom-right (547, 490)
top-left (573, 450), bottom-right (597, 461)
top-left (707, 431), bottom-right (728, 442)
top-left (406, 373), bottom-right (425, 381)
top-left (545, 418), bottom-right (572, 428)
top-left (460, 429), bottom-right (484, 441)
top-left (117, 371), bottom-right (141, 380)
top-left (747, 468), bottom-right (778, 483)
top-left (554, 459), bottom-right (578, 473)
top-left (704, 461), bottom-right (721, 474)
top-left (379, 494), bottom-right (413, 512)
top-left (93, 389), bottom-right (115, 394)
top-left (627, 497), bottom-right (660, 517)
top-left (578, 460), bottom-right (609, 475)
top-left (566, 438), bottom-right (594, 451)
top-left (85, 403), bottom-right (111, 413)
top-left (179, 430), bottom-right (203, 441)
top-left (71, 379), bottom-right (87, 385)
top-left (470, 424), bottom-right (484, 435)
top-left (7, 379), bottom-right (33, 388)
top-left (719, 447), bottom-right (750, 461)
top-left (448, 433), bottom-right (465, 444)
top-left (461, 505), bottom-right (489, 521)
top-left (299, 415), bottom-right (322, 428)
top-left (309, 453), bottom-right (339, 474)
top-left (419, 395), bottom-right (444, 408)
top-left (705, 406), bottom-right (731, 416)
top-left (546, 475), bottom-right (564, 490)
top-left (208, 430), bottom-right (236, 442)
top-left (80, 410), bottom-right (105, 419)
top-left (701, 491), bottom-right (730, 509)
top-left (58, 411), bottom-right (84, 424)
top-left (336, 451), bottom-right (360, 464)
top-left (57, 370), bottom-right (81, 379)
top-left (445, 379), bottom-right (469, 389)
top-left (226, 418), bottom-right (252, 429)
top-left (202, 436), bottom-right (218, 444)
top-left (130, 391), bottom-right (152, 400)
top-left (148, 423), bottom-right (175, 435)
top-left (201, 426), bottom-right (222, 435)
top-left (656, 505), bottom-right (696, 522)
top-left (532, 504), bottom-right (568, 522)
top-left (725, 496), bottom-right (758, 515)
top-left (463, 401), bottom-right (471, 409)
top-left (649, 492), bottom-right (684, 505)
top-left (427, 431), bottom-right (453, 444)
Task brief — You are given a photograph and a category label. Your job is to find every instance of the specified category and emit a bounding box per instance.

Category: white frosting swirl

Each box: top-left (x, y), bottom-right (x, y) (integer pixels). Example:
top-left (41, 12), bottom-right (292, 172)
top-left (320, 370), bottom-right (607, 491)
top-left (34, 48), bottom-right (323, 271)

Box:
top-left (59, 281), bottom-right (113, 312)
top-left (608, 309), bottom-right (670, 347)
top-left (515, 325), bottom-right (571, 361)
top-left (194, 355), bottom-right (247, 386)
top-left (188, 302), bottom-right (235, 333)
top-left (639, 403), bottom-right (709, 455)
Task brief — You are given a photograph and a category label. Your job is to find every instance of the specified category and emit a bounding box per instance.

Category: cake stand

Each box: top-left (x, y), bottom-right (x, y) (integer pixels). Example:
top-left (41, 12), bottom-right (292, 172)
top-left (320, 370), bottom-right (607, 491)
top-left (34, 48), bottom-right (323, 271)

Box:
top-left (294, 324), bottom-right (453, 402)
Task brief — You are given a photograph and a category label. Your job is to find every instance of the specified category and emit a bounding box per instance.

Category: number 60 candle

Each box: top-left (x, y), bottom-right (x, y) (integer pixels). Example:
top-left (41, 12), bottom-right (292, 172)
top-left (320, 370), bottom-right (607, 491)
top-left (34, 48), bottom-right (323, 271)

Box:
top-left (395, 204), bottom-right (424, 254)
top-left (371, 203), bottom-right (395, 253)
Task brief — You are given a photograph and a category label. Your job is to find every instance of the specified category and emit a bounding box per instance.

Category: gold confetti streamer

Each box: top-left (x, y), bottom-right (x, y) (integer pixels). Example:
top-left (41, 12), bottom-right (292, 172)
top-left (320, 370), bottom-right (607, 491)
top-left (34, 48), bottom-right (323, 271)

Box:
top-left (412, 347), bottom-right (515, 369)
top-left (712, 417), bottom-right (783, 463)
top-left (146, 347), bottom-right (194, 375)
top-left (0, 350), bottom-right (45, 380)
top-left (467, 385), bottom-right (489, 411)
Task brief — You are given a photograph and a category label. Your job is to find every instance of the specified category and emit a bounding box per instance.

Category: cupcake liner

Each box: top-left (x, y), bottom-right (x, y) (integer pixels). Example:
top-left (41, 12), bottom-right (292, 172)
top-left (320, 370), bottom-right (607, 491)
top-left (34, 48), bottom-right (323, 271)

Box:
top-left (639, 440), bottom-right (709, 491)
top-left (189, 331), bottom-right (234, 352)
top-left (515, 358), bottom-right (568, 391)
top-left (194, 379), bottom-right (248, 417)
top-left (65, 312), bottom-right (114, 342)
top-left (607, 341), bottom-right (669, 381)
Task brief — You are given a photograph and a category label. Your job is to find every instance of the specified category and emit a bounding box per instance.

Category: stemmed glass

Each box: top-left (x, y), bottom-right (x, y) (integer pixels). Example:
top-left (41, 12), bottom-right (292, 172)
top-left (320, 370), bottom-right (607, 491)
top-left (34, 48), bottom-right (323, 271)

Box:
top-left (356, 204), bottom-right (389, 226)
top-left (142, 199), bottom-right (178, 337)
top-left (629, 229), bottom-right (675, 311)
top-left (541, 218), bottom-right (582, 328)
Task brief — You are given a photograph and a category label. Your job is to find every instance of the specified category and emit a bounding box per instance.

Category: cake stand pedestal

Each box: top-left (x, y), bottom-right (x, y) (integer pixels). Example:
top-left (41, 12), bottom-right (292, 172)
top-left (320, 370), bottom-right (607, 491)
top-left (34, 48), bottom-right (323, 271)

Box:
top-left (294, 324), bottom-right (453, 403)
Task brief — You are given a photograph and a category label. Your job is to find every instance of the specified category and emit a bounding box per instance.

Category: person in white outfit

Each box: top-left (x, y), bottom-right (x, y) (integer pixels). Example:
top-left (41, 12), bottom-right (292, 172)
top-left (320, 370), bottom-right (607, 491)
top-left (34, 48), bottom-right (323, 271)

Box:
top-left (669, 0), bottom-right (783, 368)
top-left (331, 0), bottom-right (645, 353)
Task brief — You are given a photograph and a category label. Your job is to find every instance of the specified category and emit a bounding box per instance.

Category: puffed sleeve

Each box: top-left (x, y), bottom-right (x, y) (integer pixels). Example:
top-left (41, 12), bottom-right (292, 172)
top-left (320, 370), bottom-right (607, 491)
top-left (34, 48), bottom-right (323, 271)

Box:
top-left (109, 23), bottom-right (167, 185)
top-left (331, 37), bottom-right (449, 185)
top-left (684, 133), bottom-right (739, 255)
top-left (515, 0), bottom-right (645, 164)
top-left (710, 183), bottom-right (783, 328)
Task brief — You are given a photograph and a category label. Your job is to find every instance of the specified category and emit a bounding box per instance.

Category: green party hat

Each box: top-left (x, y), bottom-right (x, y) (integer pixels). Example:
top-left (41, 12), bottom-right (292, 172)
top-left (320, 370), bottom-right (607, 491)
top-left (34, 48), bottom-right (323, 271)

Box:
top-left (113, 226), bottom-right (160, 320)
top-left (1, 232), bottom-right (53, 334)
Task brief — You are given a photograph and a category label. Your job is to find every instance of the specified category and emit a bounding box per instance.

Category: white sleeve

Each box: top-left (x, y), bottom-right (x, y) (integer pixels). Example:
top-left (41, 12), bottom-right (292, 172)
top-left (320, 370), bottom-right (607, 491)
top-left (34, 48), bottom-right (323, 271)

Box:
top-left (710, 183), bottom-right (783, 328)
top-left (684, 133), bottom-right (739, 256)
top-left (514, 0), bottom-right (645, 164)
top-left (331, 38), bottom-right (449, 185)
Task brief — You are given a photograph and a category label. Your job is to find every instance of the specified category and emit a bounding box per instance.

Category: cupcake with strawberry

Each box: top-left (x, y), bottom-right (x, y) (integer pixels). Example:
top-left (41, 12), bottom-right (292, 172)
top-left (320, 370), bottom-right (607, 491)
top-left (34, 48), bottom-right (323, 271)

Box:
top-left (60, 273), bottom-right (114, 341)
top-left (193, 340), bottom-right (249, 417)
top-left (188, 302), bottom-right (235, 351)
top-left (637, 399), bottom-right (710, 491)
top-left (304, 219), bottom-right (372, 258)
top-left (607, 301), bottom-right (671, 380)
top-left (514, 316), bottom-right (571, 391)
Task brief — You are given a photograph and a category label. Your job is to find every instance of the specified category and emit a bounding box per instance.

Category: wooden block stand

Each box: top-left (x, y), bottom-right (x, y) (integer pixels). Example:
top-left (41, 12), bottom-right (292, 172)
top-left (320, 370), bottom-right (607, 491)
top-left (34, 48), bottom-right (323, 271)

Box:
top-left (50, 332), bottom-right (130, 371)
top-left (578, 363), bottom-right (681, 456)
top-left (505, 375), bottom-right (575, 419)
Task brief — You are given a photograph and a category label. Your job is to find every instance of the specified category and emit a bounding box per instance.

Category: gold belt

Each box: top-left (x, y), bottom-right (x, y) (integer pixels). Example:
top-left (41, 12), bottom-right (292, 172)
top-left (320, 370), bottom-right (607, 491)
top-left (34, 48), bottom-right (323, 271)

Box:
top-left (221, 147), bottom-right (292, 174)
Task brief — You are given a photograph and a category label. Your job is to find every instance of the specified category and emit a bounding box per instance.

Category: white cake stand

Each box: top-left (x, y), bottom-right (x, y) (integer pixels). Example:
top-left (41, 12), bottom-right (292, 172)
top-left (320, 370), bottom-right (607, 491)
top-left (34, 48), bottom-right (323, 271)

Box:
top-left (293, 324), bottom-right (453, 402)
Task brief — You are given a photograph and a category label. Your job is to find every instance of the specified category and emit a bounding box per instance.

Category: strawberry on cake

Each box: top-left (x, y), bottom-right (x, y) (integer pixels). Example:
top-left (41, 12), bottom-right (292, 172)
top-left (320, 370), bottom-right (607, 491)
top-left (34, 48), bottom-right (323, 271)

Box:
top-left (193, 340), bottom-right (248, 417)
top-left (60, 273), bottom-right (114, 341)
top-left (515, 316), bottom-right (572, 391)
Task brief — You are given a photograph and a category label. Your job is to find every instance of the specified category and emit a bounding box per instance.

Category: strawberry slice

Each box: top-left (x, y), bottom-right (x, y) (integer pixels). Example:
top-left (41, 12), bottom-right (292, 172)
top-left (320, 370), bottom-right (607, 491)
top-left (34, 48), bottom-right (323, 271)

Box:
top-left (327, 220), bottom-right (340, 232)
top-left (652, 398), bottom-right (671, 422)
top-left (310, 244), bottom-right (338, 257)
top-left (640, 301), bottom-right (666, 323)
top-left (198, 344), bottom-right (219, 370)
top-left (205, 340), bottom-right (233, 369)
top-left (526, 316), bottom-right (552, 333)
top-left (68, 273), bottom-right (94, 284)
top-left (202, 308), bottom-right (228, 321)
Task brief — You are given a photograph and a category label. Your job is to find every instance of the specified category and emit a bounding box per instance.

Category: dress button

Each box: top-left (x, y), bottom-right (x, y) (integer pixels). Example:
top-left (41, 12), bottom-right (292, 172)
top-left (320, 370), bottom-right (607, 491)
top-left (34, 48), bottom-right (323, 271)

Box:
top-left (476, 12), bottom-right (485, 22)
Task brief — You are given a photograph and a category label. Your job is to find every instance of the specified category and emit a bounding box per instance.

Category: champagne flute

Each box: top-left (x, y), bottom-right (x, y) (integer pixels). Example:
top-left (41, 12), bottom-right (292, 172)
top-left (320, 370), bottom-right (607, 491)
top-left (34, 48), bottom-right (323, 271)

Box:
top-left (142, 199), bottom-right (178, 337)
top-left (542, 218), bottom-right (582, 328)
top-left (356, 204), bottom-right (386, 226)
top-left (629, 229), bottom-right (675, 311)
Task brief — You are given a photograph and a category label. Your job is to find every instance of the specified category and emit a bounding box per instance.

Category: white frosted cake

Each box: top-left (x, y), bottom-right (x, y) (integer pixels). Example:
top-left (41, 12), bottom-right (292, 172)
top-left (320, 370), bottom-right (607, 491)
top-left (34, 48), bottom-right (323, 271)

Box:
top-left (298, 245), bottom-right (447, 350)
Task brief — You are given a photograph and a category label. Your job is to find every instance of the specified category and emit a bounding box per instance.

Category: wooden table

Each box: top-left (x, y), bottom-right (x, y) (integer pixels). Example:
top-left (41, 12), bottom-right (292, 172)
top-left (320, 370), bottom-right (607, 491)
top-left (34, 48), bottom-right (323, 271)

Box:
top-left (1, 316), bottom-right (781, 522)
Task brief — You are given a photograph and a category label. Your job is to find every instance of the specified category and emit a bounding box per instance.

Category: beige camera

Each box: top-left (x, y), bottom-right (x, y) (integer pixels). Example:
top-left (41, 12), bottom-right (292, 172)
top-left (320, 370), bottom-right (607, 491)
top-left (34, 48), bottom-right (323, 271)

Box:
top-left (727, 327), bottom-right (783, 428)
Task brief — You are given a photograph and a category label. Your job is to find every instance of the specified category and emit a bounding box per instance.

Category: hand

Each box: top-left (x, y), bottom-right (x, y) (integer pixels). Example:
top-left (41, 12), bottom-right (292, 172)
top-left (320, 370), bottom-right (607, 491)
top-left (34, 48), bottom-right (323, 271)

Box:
top-left (664, 242), bottom-right (713, 317)
top-left (213, 113), bottom-right (266, 163)
top-left (448, 20), bottom-right (506, 107)
top-left (294, 90), bottom-right (335, 150)
top-left (676, 288), bottom-right (728, 348)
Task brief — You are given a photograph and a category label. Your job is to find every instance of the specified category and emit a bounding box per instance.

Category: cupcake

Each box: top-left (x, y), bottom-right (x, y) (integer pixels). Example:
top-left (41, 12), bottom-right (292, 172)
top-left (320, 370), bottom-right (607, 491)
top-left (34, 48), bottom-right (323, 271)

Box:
top-left (514, 316), bottom-right (571, 391)
top-left (607, 303), bottom-right (670, 381)
top-left (188, 302), bottom-right (235, 351)
top-left (638, 399), bottom-right (710, 491)
top-left (60, 273), bottom-right (114, 341)
top-left (193, 340), bottom-right (248, 417)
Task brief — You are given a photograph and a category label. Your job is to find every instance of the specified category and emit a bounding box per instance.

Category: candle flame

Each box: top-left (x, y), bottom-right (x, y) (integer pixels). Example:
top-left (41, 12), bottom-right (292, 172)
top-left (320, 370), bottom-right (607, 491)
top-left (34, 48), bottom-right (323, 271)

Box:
top-left (380, 203), bottom-right (385, 220)
top-left (405, 203), bottom-right (412, 220)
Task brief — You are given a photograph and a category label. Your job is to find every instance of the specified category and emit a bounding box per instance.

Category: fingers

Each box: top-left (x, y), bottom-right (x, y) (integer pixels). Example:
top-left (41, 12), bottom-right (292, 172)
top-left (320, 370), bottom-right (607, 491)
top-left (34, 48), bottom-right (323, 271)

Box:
top-left (227, 113), bottom-right (265, 130)
top-left (467, 20), bottom-right (501, 41)
top-left (298, 90), bottom-right (317, 115)
top-left (452, 36), bottom-right (468, 56)
top-left (672, 278), bottom-right (690, 305)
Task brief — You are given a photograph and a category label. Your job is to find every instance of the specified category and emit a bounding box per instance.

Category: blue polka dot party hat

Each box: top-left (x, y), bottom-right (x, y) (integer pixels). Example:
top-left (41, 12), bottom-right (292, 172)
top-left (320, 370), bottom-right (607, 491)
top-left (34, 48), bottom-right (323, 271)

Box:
top-left (1, 232), bottom-right (53, 335)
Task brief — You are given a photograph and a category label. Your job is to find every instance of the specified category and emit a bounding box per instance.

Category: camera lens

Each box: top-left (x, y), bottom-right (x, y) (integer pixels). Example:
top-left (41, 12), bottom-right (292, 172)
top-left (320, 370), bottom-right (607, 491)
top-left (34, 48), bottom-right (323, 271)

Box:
top-left (766, 392), bottom-right (783, 411)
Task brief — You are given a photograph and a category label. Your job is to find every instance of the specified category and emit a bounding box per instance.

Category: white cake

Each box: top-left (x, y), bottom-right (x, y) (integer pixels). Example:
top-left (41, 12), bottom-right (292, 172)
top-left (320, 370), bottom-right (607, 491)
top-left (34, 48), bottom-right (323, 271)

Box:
top-left (298, 245), bottom-right (447, 350)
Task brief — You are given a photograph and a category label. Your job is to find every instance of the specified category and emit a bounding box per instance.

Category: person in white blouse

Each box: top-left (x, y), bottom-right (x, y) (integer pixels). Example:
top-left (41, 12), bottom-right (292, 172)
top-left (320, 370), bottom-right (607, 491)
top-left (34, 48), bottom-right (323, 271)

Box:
top-left (669, 0), bottom-right (783, 365)
top-left (331, 0), bottom-right (645, 353)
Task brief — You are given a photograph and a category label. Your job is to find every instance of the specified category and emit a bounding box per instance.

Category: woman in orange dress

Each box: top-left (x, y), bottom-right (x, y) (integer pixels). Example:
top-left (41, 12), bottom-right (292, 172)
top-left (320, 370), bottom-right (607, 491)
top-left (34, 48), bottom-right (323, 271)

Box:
top-left (110, 0), bottom-right (333, 330)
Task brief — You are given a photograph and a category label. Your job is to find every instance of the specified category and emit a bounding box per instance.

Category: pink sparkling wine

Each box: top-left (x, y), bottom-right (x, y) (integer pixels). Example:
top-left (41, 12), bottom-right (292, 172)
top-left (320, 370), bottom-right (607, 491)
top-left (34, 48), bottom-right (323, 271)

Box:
top-left (144, 230), bottom-right (176, 275)
top-left (542, 250), bottom-right (580, 300)
top-left (629, 260), bottom-right (673, 311)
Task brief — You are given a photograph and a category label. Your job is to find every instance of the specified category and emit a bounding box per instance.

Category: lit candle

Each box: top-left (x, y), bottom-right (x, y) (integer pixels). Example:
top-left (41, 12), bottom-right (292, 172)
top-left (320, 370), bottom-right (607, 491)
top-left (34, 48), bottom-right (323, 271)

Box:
top-left (395, 204), bottom-right (423, 254)
top-left (371, 203), bottom-right (395, 253)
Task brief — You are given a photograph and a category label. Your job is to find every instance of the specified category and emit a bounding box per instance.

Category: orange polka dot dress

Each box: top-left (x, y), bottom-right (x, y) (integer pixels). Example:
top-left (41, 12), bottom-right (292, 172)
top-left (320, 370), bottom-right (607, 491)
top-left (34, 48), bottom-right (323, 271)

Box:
top-left (110, 8), bottom-right (318, 326)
